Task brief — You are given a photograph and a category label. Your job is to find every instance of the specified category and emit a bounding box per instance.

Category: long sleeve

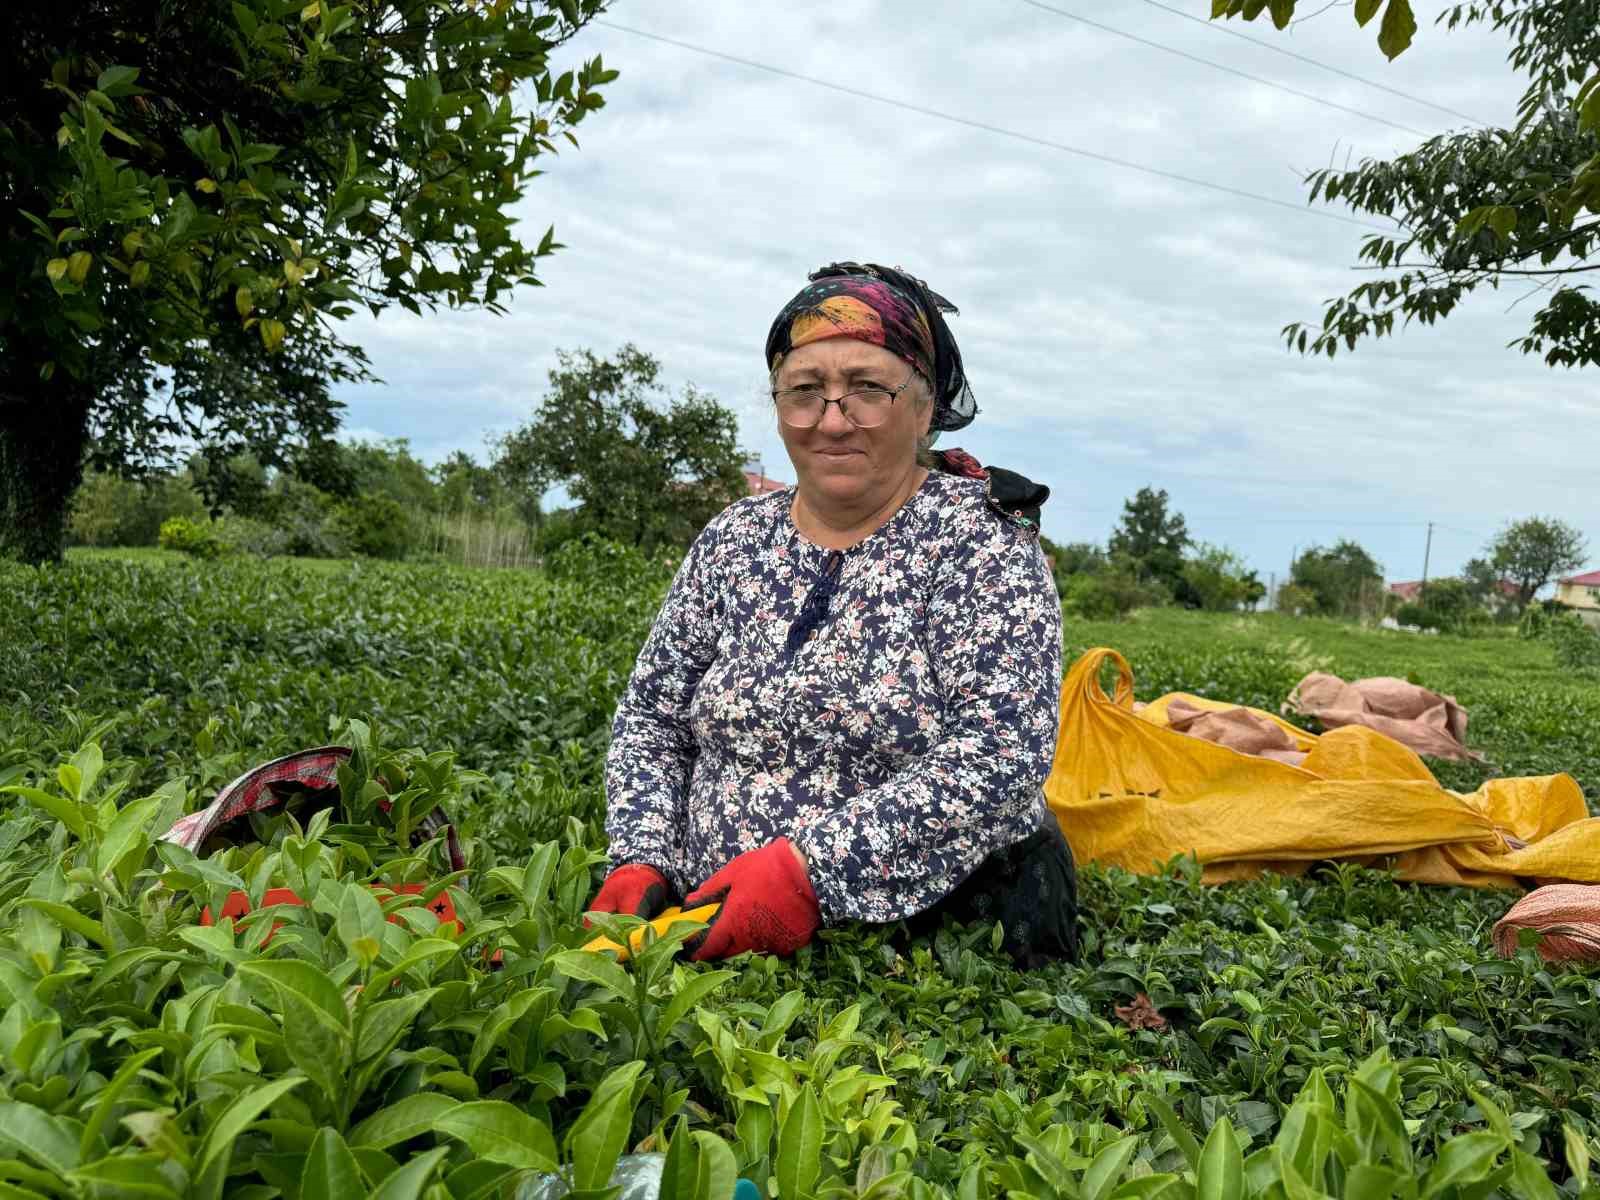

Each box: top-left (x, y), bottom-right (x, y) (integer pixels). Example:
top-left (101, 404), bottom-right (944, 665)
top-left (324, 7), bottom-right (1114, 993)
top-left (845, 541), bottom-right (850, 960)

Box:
top-left (791, 523), bottom-right (1063, 923)
top-left (603, 527), bottom-right (722, 894)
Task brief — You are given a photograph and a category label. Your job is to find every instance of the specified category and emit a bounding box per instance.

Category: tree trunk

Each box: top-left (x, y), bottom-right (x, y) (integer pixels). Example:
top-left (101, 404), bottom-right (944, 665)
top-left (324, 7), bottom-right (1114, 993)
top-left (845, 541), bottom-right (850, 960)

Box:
top-left (0, 376), bottom-right (93, 566)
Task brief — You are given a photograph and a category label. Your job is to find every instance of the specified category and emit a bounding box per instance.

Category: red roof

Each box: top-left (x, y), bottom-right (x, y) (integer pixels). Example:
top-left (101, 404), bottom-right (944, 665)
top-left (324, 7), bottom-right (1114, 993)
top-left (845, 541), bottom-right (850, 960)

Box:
top-left (1561, 569), bottom-right (1600, 587)
top-left (744, 470), bottom-right (788, 496)
top-left (1388, 577), bottom-right (1519, 600)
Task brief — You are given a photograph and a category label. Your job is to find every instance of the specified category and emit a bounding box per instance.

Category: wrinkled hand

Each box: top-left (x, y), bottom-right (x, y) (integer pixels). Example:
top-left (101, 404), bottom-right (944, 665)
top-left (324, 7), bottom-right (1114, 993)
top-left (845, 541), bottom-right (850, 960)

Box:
top-left (587, 863), bottom-right (677, 924)
top-left (684, 838), bottom-right (820, 961)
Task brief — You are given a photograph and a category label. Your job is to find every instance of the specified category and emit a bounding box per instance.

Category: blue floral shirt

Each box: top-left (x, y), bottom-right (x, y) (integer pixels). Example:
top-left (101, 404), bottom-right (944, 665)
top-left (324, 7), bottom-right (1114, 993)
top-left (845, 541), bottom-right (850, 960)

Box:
top-left (604, 470), bottom-right (1063, 923)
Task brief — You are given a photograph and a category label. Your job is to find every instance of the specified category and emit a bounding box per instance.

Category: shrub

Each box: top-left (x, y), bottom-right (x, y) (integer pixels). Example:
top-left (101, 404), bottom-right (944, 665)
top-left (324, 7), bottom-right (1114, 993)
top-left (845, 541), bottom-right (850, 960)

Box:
top-left (328, 493), bottom-right (417, 560)
top-left (216, 514), bottom-right (291, 557)
top-left (1395, 602), bottom-right (1437, 630)
top-left (158, 515), bottom-right (227, 559)
top-left (1274, 582), bottom-right (1317, 616)
top-left (69, 471), bottom-right (206, 546)
top-left (1062, 569), bottom-right (1166, 620)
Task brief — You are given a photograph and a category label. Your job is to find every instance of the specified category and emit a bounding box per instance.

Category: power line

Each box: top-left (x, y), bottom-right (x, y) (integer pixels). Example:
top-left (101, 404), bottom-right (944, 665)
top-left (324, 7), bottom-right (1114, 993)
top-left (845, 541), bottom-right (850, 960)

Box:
top-left (1134, 0), bottom-right (1489, 128)
top-left (1017, 0), bottom-right (1431, 138)
top-left (595, 20), bottom-right (1391, 234)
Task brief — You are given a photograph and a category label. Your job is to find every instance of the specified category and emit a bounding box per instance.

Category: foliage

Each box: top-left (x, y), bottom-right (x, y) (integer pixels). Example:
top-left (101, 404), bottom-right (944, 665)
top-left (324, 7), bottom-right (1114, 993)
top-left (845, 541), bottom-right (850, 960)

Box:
top-left (1060, 568), bottom-right (1168, 621)
top-left (68, 470), bottom-right (205, 547)
top-left (157, 516), bottom-right (227, 560)
top-left (1520, 603), bottom-right (1600, 674)
top-left (327, 494), bottom-right (417, 562)
top-left (1, 0), bottom-right (616, 563)
top-left (1212, 0), bottom-right (1420, 60)
top-left (6, 556), bottom-right (1600, 1195)
top-left (1109, 487), bottom-right (1191, 596)
top-left (1273, 583), bottom-right (1317, 616)
top-left (1399, 579), bottom-right (1486, 634)
top-left (1489, 517), bottom-right (1589, 608)
top-left (1180, 544), bottom-right (1262, 613)
top-left (495, 346), bottom-right (749, 552)
top-left (1216, 0), bottom-right (1600, 369)
top-left (1290, 541), bottom-right (1385, 621)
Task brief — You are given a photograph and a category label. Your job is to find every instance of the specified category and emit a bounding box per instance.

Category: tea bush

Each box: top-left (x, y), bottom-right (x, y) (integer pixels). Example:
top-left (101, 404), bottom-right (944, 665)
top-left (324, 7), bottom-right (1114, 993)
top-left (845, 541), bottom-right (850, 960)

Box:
top-left (3, 552), bottom-right (1599, 1198)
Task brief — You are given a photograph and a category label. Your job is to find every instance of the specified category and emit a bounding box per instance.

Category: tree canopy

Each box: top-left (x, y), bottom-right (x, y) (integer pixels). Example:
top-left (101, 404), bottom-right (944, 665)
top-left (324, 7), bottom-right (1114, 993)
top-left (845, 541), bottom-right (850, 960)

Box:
top-left (1291, 539), bottom-right (1386, 619)
top-left (495, 345), bottom-right (749, 553)
top-left (1488, 515), bottom-right (1588, 606)
top-left (1, 0), bottom-right (614, 562)
top-left (1109, 486), bottom-right (1192, 594)
top-left (1215, 0), bottom-right (1600, 370)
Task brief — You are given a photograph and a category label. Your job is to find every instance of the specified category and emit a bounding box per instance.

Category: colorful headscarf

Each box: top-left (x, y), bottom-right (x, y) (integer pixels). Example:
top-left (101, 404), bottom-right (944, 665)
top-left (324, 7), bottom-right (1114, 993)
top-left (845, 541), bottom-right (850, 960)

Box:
top-left (765, 262), bottom-right (978, 433)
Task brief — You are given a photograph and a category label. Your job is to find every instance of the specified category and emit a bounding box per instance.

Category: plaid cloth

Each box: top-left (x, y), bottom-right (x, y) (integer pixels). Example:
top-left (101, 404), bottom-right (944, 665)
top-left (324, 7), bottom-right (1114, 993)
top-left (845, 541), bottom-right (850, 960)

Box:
top-left (160, 746), bottom-right (466, 872)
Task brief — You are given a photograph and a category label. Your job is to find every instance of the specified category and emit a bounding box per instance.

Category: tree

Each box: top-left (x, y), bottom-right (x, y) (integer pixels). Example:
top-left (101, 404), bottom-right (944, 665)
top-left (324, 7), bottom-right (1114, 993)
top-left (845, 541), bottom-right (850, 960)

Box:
top-left (494, 346), bottom-right (749, 552)
top-left (1291, 540), bottom-right (1385, 620)
top-left (1180, 543), bottom-right (1258, 612)
top-left (1215, 1), bottom-right (1600, 370)
top-left (1109, 486), bottom-right (1191, 593)
top-left (1, 0), bottom-right (615, 563)
top-left (1489, 516), bottom-right (1588, 608)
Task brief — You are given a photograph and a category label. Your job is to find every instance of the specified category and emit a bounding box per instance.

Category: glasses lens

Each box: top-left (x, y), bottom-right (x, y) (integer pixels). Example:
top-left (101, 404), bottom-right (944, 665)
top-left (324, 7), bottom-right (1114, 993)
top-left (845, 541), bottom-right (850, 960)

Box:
top-left (776, 389), bottom-right (825, 427)
top-left (843, 389), bottom-right (892, 428)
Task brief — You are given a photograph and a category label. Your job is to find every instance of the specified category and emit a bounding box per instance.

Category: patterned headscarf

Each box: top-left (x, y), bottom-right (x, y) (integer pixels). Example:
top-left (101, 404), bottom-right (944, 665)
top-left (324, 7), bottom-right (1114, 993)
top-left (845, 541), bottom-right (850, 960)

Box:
top-left (765, 262), bottom-right (978, 433)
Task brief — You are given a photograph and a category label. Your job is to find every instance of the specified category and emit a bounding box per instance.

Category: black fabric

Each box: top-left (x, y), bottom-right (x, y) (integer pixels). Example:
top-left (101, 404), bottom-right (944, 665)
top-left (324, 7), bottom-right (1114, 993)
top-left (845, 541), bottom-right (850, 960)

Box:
top-left (908, 816), bottom-right (1079, 969)
top-left (985, 466), bottom-right (1051, 528)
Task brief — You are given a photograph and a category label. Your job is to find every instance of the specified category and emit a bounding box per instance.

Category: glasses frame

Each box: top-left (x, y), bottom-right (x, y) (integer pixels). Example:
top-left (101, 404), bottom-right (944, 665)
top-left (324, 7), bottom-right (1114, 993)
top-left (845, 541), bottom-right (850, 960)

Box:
top-left (770, 368), bottom-right (918, 430)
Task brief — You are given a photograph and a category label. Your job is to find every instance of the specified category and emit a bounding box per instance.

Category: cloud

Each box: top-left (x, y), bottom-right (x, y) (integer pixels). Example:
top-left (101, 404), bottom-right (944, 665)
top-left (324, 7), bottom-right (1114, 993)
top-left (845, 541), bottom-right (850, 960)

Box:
top-left (331, 0), bottom-right (1598, 581)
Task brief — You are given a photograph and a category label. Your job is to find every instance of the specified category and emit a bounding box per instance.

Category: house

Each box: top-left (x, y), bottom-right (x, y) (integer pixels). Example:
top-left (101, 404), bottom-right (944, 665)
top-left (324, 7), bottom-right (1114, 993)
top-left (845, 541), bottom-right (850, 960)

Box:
top-left (1387, 577), bottom-right (1519, 612)
top-left (1556, 569), bottom-right (1600, 629)
top-left (743, 469), bottom-right (789, 496)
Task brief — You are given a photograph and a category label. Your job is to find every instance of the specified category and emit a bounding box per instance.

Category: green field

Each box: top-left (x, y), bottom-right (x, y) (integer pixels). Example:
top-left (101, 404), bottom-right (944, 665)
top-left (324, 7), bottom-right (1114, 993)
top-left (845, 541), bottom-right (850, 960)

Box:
top-left (3, 550), bottom-right (1597, 1199)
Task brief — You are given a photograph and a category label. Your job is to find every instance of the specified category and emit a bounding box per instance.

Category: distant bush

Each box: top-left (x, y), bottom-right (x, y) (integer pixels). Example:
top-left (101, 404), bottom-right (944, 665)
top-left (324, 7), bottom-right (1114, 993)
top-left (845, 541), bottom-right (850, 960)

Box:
top-left (1519, 603), bottom-right (1600, 672)
top-left (1275, 582), bottom-right (1317, 616)
top-left (69, 471), bottom-right (206, 546)
top-left (328, 493), bottom-right (416, 560)
top-left (215, 515), bottom-right (291, 558)
top-left (1061, 569), bottom-right (1167, 620)
top-left (158, 516), bottom-right (227, 559)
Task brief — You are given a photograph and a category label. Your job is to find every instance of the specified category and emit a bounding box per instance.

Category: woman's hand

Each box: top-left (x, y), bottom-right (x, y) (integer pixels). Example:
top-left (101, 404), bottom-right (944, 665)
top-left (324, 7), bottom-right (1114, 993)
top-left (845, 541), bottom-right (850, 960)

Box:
top-left (684, 838), bottom-right (821, 961)
top-left (587, 863), bottom-right (676, 922)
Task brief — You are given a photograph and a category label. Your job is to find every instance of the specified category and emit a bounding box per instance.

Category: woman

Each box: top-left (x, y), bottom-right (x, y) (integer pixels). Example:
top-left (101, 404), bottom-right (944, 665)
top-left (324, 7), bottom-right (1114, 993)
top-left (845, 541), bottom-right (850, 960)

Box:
top-left (592, 262), bottom-right (1076, 966)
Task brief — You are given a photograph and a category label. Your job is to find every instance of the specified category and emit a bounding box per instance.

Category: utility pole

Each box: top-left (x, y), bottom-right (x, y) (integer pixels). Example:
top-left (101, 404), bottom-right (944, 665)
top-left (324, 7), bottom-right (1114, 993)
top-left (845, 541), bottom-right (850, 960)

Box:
top-left (1421, 522), bottom-right (1434, 587)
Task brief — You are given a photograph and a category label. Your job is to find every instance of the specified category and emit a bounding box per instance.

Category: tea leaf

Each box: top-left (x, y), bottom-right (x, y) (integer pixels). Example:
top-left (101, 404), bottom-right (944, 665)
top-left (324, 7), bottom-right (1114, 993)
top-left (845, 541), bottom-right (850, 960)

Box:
top-left (435, 1101), bottom-right (558, 1171)
top-left (194, 1077), bottom-right (305, 1178)
top-left (565, 1060), bottom-right (646, 1190)
top-left (775, 1083), bottom-right (823, 1200)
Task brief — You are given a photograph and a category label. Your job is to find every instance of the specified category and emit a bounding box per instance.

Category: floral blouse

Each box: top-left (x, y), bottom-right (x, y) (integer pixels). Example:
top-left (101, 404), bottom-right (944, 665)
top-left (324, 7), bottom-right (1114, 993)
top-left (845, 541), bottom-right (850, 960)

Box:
top-left (604, 470), bottom-right (1063, 923)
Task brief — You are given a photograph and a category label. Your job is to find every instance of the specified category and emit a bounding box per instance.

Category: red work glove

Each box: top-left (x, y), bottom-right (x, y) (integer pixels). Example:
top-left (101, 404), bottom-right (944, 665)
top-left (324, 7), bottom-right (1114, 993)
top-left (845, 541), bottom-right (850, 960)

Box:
top-left (683, 838), bottom-right (821, 961)
top-left (588, 863), bottom-right (676, 923)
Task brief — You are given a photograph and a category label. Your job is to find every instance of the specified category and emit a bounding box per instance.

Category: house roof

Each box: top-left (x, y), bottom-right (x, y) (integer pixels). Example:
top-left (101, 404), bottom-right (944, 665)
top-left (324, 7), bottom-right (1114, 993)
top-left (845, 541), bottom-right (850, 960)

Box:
top-left (743, 470), bottom-right (789, 496)
top-left (1561, 569), bottom-right (1600, 587)
top-left (1388, 577), bottom-right (1518, 600)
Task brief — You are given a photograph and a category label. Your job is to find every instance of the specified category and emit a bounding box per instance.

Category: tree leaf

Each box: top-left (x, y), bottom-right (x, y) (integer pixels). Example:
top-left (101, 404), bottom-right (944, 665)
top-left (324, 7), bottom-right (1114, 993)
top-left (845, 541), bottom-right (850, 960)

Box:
top-left (1145, 1091), bottom-right (1202, 1171)
top-left (1376, 0), bottom-right (1416, 59)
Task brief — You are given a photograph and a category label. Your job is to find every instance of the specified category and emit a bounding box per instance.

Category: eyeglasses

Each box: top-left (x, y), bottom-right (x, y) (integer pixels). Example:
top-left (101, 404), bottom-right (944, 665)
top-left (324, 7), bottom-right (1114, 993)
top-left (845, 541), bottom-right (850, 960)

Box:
top-left (770, 369), bottom-right (917, 429)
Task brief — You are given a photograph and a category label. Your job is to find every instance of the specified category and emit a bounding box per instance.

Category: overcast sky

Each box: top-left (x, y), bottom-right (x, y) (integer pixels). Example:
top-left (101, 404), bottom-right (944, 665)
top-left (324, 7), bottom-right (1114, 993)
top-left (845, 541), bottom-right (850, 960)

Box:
top-left (334, 1), bottom-right (1597, 586)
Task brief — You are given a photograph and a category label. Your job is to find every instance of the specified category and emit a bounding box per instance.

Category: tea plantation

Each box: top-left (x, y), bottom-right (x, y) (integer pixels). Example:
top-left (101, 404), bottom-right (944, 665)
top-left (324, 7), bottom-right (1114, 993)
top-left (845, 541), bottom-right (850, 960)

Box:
top-left (2, 547), bottom-right (1598, 1199)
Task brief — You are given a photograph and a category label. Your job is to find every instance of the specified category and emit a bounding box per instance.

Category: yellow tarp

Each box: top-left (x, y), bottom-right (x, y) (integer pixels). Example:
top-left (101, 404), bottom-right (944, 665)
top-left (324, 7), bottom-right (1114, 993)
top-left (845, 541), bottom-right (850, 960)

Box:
top-left (1043, 647), bottom-right (1600, 888)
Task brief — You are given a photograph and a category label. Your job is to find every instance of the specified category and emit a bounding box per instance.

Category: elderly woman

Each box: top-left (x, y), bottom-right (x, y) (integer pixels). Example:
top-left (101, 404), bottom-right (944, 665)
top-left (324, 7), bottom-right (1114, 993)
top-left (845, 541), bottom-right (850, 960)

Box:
top-left (591, 262), bottom-right (1076, 966)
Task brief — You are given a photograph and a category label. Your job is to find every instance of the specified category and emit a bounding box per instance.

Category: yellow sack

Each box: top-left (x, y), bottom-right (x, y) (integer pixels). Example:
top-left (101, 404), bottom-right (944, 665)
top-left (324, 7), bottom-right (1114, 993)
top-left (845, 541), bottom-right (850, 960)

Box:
top-left (1044, 648), bottom-right (1600, 887)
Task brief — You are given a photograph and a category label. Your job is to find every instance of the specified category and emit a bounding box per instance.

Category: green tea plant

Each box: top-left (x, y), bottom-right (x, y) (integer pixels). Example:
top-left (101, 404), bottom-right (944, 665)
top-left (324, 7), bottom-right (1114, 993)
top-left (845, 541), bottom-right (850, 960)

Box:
top-left (3, 550), bottom-right (1600, 1197)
